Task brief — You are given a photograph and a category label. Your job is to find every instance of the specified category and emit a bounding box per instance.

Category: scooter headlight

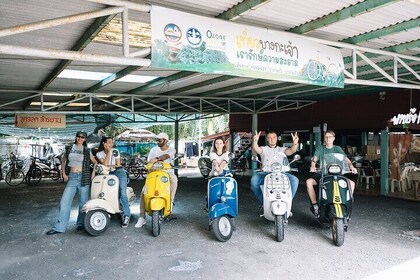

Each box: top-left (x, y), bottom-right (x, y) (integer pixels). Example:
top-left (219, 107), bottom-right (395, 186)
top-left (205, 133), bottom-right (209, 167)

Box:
top-left (327, 164), bottom-right (342, 175)
top-left (161, 176), bottom-right (169, 183)
top-left (107, 178), bottom-right (116, 186)
top-left (271, 162), bottom-right (282, 172)
top-left (220, 196), bottom-right (226, 202)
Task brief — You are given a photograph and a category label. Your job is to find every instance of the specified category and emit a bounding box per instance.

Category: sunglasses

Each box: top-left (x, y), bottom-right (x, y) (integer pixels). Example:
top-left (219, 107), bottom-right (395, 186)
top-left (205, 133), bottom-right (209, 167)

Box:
top-left (157, 139), bottom-right (165, 142)
top-left (76, 135), bottom-right (86, 139)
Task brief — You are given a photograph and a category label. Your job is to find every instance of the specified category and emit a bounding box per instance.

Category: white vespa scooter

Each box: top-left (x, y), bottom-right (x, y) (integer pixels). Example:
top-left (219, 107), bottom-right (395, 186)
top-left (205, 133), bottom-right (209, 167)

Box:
top-left (82, 164), bottom-right (135, 236)
top-left (259, 153), bottom-right (300, 242)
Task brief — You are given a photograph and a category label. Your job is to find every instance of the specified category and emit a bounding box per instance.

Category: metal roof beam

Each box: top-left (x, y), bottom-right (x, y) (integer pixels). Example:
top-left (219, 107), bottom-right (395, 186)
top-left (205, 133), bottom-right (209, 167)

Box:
top-left (276, 66), bottom-right (420, 99)
top-left (161, 76), bottom-right (237, 96)
top-left (85, 66), bottom-right (141, 92)
top-left (193, 79), bottom-right (268, 97)
top-left (36, 15), bottom-right (115, 91)
top-left (288, 0), bottom-right (398, 34)
top-left (125, 71), bottom-right (196, 94)
top-left (236, 64), bottom-right (420, 101)
top-left (342, 17), bottom-right (420, 44)
top-left (343, 39), bottom-right (420, 64)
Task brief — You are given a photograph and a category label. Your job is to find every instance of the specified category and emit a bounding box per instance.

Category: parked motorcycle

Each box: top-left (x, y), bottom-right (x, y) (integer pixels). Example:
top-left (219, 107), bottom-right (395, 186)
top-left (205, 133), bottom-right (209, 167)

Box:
top-left (206, 165), bottom-right (238, 242)
top-left (82, 164), bottom-right (135, 236)
top-left (316, 153), bottom-right (354, 246)
top-left (260, 153), bottom-right (300, 242)
top-left (142, 157), bottom-right (180, 237)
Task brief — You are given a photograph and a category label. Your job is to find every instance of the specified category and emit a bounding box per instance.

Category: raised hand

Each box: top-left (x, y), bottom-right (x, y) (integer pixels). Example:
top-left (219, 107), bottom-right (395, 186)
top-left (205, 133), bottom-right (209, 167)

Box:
top-left (291, 132), bottom-right (299, 145)
top-left (253, 130), bottom-right (261, 143)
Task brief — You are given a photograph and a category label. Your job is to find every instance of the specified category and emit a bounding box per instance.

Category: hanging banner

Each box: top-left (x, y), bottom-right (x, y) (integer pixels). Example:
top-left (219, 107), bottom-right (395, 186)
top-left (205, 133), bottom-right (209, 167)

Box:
top-left (15, 114), bottom-right (66, 128)
top-left (151, 6), bottom-right (345, 88)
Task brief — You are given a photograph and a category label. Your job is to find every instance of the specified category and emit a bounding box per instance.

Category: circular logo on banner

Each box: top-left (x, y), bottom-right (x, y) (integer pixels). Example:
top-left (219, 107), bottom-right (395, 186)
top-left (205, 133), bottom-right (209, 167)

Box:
top-left (164, 23), bottom-right (182, 43)
top-left (186, 27), bottom-right (202, 47)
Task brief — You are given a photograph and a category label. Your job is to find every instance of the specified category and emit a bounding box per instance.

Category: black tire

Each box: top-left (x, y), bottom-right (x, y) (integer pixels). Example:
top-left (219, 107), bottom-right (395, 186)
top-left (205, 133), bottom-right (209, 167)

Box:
top-left (5, 169), bottom-right (25, 186)
top-left (152, 210), bottom-right (161, 237)
top-left (50, 169), bottom-right (61, 181)
top-left (84, 210), bottom-right (110, 236)
top-left (198, 157), bottom-right (211, 178)
top-left (128, 165), bottom-right (141, 180)
top-left (26, 167), bottom-right (43, 186)
top-left (120, 152), bottom-right (131, 167)
top-left (332, 218), bottom-right (345, 246)
top-left (139, 167), bottom-right (147, 179)
top-left (211, 215), bottom-right (233, 242)
top-left (274, 215), bottom-right (285, 242)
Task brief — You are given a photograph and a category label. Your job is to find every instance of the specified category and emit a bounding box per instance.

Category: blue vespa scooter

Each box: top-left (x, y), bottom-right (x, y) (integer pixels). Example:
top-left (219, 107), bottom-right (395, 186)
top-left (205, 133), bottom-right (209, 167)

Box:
top-left (207, 166), bottom-right (238, 242)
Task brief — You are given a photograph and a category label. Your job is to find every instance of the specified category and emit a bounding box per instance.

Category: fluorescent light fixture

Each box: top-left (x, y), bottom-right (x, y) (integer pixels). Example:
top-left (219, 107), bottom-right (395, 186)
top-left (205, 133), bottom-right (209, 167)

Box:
top-left (43, 93), bottom-right (73, 97)
top-left (68, 103), bottom-right (90, 107)
top-left (30, 102), bottom-right (58, 106)
top-left (118, 75), bottom-right (157, 83)
top-left (58, 70), bottom-right (157, 84)
top-left (30, 102), bottom-right (90, 107)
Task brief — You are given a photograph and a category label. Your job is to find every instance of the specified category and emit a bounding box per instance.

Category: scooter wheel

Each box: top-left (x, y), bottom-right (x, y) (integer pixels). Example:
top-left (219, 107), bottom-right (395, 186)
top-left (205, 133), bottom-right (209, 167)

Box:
top-left (211, 215), bottom-right (233, 242)
top-left (84, 210), bottom-right (109, 236)
top-left (274, 215), bottom-right (285, 242)
top-left (332, 218), bottom-right (345, 247)
top-left (152, 210), bottom-right (161, 237)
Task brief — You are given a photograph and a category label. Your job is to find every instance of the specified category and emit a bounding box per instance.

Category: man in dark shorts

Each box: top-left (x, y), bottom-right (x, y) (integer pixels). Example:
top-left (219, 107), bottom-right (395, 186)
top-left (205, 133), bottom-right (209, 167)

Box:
top-left (306, 130), bottom-right (358, 217)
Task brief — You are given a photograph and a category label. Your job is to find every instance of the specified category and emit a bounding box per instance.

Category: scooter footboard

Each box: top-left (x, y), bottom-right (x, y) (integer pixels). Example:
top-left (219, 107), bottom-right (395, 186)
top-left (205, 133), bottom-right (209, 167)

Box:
top-left (209, 203), bottom-right (236, 219)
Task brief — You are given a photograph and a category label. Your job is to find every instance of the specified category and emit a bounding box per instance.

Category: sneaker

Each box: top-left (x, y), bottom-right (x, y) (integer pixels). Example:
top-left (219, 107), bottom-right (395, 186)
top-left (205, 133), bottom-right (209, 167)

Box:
top-left (121, 216), bottom-right (130, 228)
top-left (76, 225), bottom-right (84, 232)
top-left (310, 203), bottom-right (320, 218)
top-left (46, 229), bottom-right (61, 235)
top-left (134, 217), bottom-right (146, 228)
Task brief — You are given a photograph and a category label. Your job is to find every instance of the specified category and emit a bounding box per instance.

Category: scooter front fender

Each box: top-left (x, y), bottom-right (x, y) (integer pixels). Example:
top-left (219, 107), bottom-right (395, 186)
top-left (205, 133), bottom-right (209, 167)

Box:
top-left (209, 203), bottom-right (236, 219)
top-left (271, 200), bottom-right (288, 216)
top-left (82, 199), bottom-right (115, 214)
top-left (327, 204), bottom-right (347, 219)
top-left (149, 198), bottom-right (166, 211)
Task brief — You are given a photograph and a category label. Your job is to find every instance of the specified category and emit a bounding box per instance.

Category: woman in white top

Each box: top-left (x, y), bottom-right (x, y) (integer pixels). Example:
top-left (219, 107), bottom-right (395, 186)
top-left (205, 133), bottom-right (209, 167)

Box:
top-left (210, 137), bottom-right (230, 176)
top-left (96, 136), bottom-right (131, 228)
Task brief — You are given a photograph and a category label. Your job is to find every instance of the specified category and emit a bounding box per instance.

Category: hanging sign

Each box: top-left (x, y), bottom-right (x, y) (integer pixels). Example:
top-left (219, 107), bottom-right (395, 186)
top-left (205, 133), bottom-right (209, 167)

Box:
top-left (390, 108), bottom-right (420, 125)
top-left (15, 114), bottom-right (66, 128)
top-left (151, 6), bottom-right (345, 88)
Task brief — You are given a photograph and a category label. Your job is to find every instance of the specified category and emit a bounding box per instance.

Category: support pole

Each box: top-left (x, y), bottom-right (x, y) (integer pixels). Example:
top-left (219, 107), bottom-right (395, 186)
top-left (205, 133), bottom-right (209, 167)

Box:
top-left (380, 129), bottom-right (389, 195)
top-left (251, 113), bottom-right (258, 176)
top-left (174, 119), bottom-right (179, 176)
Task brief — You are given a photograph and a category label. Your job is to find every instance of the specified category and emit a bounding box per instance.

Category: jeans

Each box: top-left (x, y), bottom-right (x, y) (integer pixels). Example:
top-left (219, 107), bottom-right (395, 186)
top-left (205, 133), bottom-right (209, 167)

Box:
top-left (250, 171), bottom-right (299, 206)
top-left (110, 168), bottom-right (131, 218)
top-left (53, 172), bottom-right (90, 232)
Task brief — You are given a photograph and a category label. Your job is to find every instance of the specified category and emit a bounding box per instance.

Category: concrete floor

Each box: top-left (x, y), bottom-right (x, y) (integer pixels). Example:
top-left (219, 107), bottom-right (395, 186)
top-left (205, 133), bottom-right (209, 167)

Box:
top-left (0, 169), bottom-right (419, 280)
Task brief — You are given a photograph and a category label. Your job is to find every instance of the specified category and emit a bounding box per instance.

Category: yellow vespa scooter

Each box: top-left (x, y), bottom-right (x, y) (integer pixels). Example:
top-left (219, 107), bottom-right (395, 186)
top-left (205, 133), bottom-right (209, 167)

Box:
top-left (142, 161), bottom-right (173, 237)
